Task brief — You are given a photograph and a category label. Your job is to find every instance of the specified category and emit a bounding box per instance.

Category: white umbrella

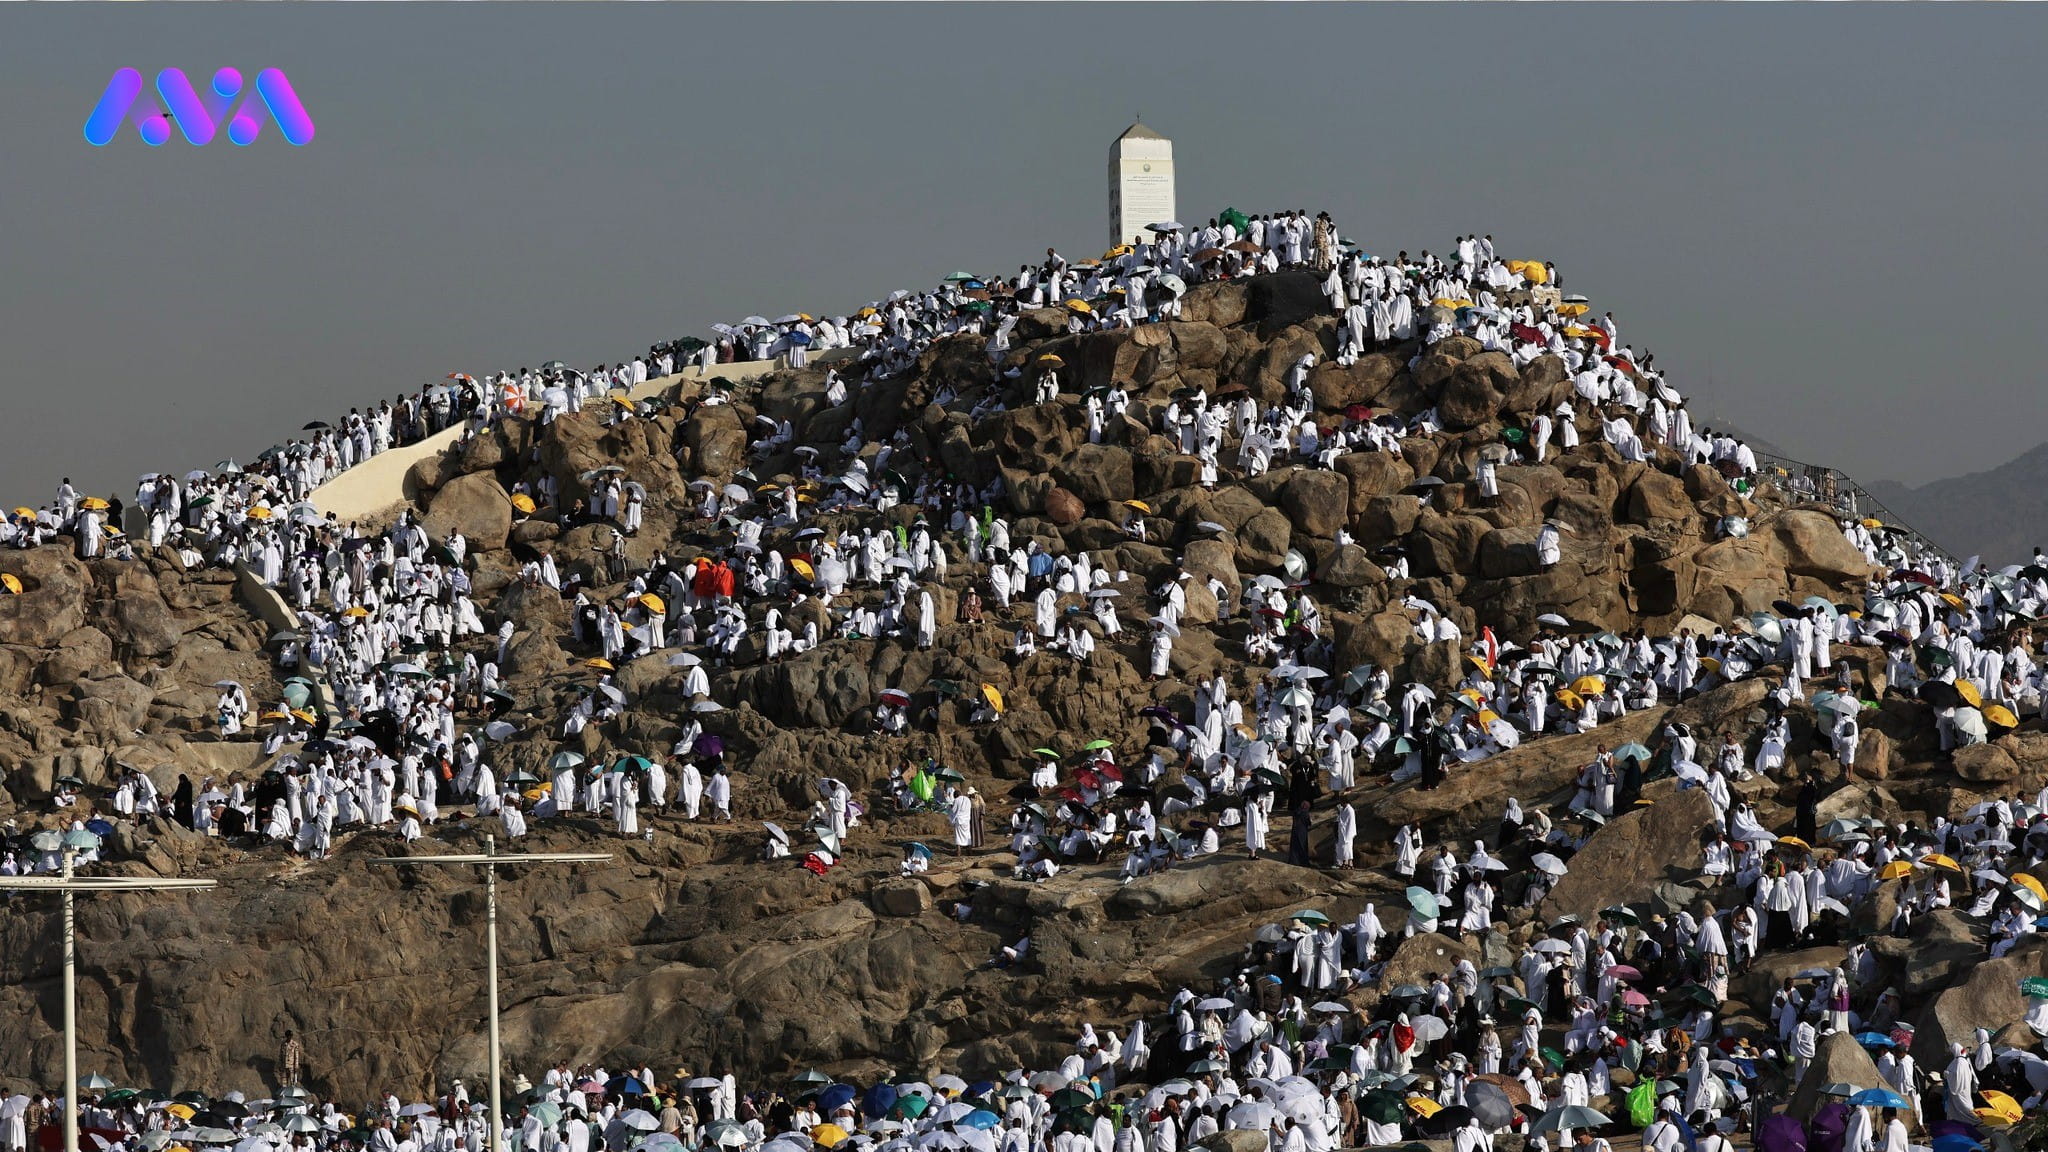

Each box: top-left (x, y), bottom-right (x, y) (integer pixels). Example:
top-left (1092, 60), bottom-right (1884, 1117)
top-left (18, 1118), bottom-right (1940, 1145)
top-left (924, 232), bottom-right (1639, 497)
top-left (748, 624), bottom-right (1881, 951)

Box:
top-left (619, 1111), bottom-right (661, 1132)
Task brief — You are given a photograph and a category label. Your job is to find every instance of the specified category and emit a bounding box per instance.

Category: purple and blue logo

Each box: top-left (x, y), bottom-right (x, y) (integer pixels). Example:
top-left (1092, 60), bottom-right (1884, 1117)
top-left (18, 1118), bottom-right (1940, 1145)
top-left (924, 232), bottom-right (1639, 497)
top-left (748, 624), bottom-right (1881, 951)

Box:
top-left (85, 67), bottom-right (314, 146)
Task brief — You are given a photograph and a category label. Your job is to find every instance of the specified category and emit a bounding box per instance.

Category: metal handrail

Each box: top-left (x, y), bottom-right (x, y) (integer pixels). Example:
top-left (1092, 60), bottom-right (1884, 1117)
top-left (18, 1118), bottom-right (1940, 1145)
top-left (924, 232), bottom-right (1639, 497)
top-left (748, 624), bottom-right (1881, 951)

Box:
top-left (1748, 450), bottom-right (1956, 565)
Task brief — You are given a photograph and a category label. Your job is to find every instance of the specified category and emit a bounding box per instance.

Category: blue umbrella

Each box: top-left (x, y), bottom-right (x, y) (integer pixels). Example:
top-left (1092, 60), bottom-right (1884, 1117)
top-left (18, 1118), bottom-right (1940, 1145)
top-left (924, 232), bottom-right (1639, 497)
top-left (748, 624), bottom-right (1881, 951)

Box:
top-left (606, 1076), bottom-right (647, 1096)
top-left (1853, 1032), bottom-right (1896, 1049)
top-left (817, 1085), bottom-right (856, 1114)
top-left (84, 818), bottom-right (115, 837)
top-left (861, 1084), bottom-right (898, 1121)
top-left (1847, 1089), bottom-right (1908, 1109)
top-left (961, 1112), bottom-right (1001, 1131)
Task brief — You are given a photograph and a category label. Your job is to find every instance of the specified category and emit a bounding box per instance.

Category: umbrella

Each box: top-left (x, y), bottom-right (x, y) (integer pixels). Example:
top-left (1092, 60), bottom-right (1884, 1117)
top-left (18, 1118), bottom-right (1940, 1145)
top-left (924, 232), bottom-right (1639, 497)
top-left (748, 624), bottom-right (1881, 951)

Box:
top-left (1404, 887), bottom-right (1439, 918)
top-left (2020, 976), bottom-right (2048, 998)
top-left (1529, 1106), bottom-right (1608, 1133)
top-left (1531, 852), bottom-right (1568, 876)
top-left (1847, 1089), bottom-right (1907, 1109)
top-left (1464, 1080), bottom-right (1516, 1130)
top-left (705, 1123), bottom-right (750, 1148)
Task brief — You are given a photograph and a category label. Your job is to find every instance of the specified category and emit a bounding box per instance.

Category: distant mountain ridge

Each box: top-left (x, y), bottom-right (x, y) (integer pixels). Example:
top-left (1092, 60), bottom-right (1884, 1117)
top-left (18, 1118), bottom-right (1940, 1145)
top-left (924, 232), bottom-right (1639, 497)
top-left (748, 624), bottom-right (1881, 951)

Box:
top-left (1865, 441), bottom-right (2048, 565)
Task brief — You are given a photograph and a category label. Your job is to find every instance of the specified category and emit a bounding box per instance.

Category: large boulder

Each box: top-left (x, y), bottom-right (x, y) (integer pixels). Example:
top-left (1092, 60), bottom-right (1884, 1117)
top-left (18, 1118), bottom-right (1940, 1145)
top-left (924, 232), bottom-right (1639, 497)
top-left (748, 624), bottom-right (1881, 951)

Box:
top-left (1538, 785), bottom-right (1718, 922)
top-left (1435, 352), bottom-right (1517, 431)
top-left (1764, 510), bottom-right (1877, 586)
top-left (1952, 742), bottom-right (2019, 783)
top-left (0, 548), bottom-right (91, 647)
top-left (680, 404), bottom-right (751, 478)
top-left (1281, 470), bottom-right (1350, 539)
top-left (1787, 1030), bottom-right (1884, 1118)
top-left (1053, 445), bottom-right (1135, 506)
top-left (423, 472), bottom-right (514, 553)
top-left (1910, 939), bottom-right (2048, 1065)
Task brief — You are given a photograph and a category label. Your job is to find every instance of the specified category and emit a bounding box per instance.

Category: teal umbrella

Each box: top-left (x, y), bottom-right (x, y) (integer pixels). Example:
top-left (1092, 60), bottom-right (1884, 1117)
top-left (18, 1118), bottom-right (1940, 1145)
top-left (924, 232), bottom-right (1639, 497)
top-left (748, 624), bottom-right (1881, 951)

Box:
top-left (1405, 886), bottom-right (1439, 919)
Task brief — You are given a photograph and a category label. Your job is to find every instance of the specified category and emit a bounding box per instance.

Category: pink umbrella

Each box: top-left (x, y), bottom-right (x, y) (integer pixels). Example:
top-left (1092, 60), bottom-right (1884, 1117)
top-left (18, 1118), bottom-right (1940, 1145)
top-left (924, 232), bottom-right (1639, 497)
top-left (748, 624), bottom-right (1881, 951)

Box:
top-left (1606, 964), bottom-right (1642, 982)
top-left (1622, 989), bottom-right (1650, 1007)
top-left (578, 1080), bottom-right (605, 1093)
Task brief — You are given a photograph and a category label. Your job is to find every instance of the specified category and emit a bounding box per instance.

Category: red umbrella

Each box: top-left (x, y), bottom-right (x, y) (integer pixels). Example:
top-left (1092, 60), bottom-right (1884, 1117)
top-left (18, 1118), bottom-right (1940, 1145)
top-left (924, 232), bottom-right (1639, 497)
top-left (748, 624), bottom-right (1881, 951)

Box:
top-left (1622, 989), bottom-right (1649, 1008)
top-left (1606, 964), bottom-right (1642, 982)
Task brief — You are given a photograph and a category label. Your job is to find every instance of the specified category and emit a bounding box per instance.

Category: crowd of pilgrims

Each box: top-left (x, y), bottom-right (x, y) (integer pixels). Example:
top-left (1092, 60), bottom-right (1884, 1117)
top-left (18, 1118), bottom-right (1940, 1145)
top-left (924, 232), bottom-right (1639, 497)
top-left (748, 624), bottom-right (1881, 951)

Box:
top-left (6, 214), bottom-right (2048, 1151)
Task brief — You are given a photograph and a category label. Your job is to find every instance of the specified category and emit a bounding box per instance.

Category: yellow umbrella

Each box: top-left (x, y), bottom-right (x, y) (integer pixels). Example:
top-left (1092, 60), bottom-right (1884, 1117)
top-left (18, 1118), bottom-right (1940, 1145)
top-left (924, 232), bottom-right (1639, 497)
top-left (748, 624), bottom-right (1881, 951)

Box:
top-left (1405, 1097), bottom-right (1443, 1118)
top-left (1477, 709), bottom-right (1501, 726)
top-left (292, 708), bottom-right (317, 724)
top-left (1984, 704), bottom-right (2019, 728)
top-left (1102, 244), bottom-right (1133, 260)
top-left (1569, 675), bottom-right (1606, 696)
top-left (1956, 680), bottom-right (1983, 707)
top-left (1940, 592), bottom-right (1968, 610)
top-left (1976, 1090), bottom-right (2022, 1125)
top-left (12, 507), bottom-right (35, 518)
top-left (510, 494), bottom-right (537, 514)
top-left (1920, 853), bottom-right (1961, 872)
top-left (637, 593), bottom-right (666, 614)
top-left (810, 1125), bottom-right (851, 1149)
top-left (1064, 299), bottom-right (1093, 314)
top-left (1554, 689), bottom-right (1583, 711)
top-left (1860, 517), bottom-right (1884, 529)
top-left (1878, 860), bottom-right (1916, 881)
top-left (523, 786), bottom-right (550, 803)
top-left (343, 605), bottom-right (371, 618)
top-left (789, 558), bottom-right (815, 580)
top-left (0, 574), bottom-right (20, 594)
top-left (80, 497), bottom-right (110, 510)
top-left (1123, 500), bottom-right (1152, 514)
top-left (1555, 303), bottom-right (1589, 317)
top-left (1699, 656), bottom-right (1722, 674)
top-left (1522, 263), bottom-right (1549, 284)
top-left (1467, 655), bottom-right (1493, 677)
top-left (980, 683), bottom-right (1004, 714)
top-left (165, 1105), bottom-right (195, 1122)
top-left (246, 505), bottom-right (272, 519)
top-left (585, 657), bottom-right (615, 671)
top-left (1775, 836), bottom-right (1811, 852)
top-left (1036, 354), bottom-right (1064, 366)
top-left (2011, 873), bottom-right (2046, 902)
top-left (260, 711), bottom-right (291, 722)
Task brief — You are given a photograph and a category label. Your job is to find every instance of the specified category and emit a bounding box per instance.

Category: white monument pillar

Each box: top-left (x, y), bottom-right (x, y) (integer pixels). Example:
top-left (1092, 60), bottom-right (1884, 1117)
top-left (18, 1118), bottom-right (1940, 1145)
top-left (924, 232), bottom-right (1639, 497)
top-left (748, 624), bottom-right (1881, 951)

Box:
top-left (1108, 119), bottom-right (1175, 247)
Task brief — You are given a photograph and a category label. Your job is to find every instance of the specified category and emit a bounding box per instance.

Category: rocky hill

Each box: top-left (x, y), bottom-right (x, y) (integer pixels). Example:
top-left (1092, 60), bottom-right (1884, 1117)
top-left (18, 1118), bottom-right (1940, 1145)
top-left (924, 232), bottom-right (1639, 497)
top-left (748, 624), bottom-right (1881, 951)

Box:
top-left (0, 270), bottom-right (2037, 1104)
top-left (1867, 440), bottom-right (2048, 564)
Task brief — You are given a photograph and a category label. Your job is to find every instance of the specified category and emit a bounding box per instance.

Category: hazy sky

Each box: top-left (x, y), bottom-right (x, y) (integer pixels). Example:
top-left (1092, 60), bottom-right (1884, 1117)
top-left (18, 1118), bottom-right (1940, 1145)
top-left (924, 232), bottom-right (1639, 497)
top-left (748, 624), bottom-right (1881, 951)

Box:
top-left (2, 5), bottom-right (2044, 502)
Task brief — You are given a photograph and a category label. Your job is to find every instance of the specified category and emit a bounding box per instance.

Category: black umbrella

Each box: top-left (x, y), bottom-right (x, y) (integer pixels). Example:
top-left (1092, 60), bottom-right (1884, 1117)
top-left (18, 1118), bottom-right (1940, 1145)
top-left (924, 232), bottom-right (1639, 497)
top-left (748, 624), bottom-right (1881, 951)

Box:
top-left (1917, 681), bottom-right (1964, 709)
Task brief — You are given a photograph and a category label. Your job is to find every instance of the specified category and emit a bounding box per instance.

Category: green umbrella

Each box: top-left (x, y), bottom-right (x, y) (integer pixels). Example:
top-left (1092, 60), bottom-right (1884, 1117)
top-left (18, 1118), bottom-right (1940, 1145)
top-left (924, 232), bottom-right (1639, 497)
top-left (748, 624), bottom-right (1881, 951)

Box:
top-left (2022, 977), bottom-right (2048, 999)
top-left (792, 1070), bottom-right (832, 1085)
top-left (1290, 909), bottom-right (1331, 926)
top-left (1360, 1091), bottom-right (1406, 1124)
top-left (1049, 1089), bottom-right (1094, 1113)
top-left (893, 1094), bottom-right (930, 1119)
top-left (1083, 739), bottom-right (1114, 751)
top-left (1031, 748), bottom-right (1060, 759)
top-left (613, 755), bottom-right (654, 773)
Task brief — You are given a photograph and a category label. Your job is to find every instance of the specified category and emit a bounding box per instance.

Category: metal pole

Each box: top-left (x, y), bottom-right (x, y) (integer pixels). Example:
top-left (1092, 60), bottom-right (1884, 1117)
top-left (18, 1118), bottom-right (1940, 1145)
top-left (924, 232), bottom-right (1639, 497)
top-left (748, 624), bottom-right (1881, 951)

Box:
top-left (61, 849), bottom-right (77, 1152)
top-left (485, 835), bottom-right (501, 1152)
